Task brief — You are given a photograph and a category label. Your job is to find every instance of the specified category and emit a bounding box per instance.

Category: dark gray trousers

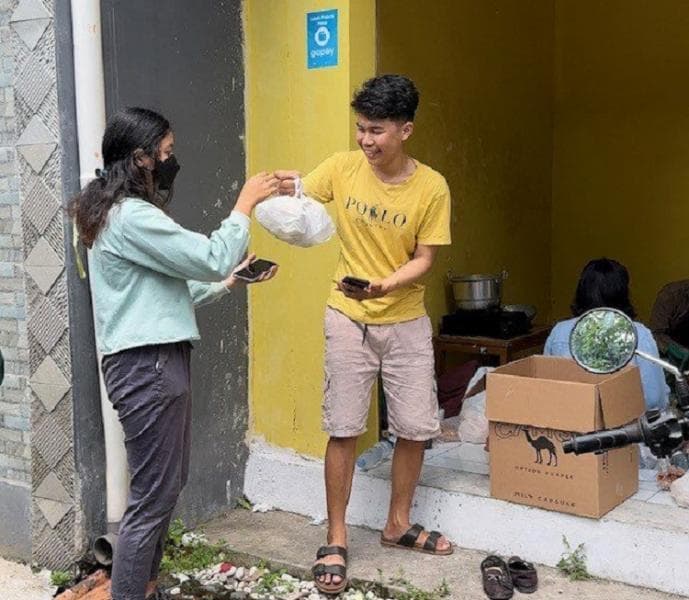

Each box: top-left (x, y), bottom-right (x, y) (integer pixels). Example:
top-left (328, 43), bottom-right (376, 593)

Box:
top-left (101, 341), bottom-right (192, 600)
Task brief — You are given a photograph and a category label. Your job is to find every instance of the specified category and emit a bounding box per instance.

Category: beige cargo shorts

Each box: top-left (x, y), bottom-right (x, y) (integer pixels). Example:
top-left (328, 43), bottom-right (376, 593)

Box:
top-left (322, 307), bottom-right (440, 441)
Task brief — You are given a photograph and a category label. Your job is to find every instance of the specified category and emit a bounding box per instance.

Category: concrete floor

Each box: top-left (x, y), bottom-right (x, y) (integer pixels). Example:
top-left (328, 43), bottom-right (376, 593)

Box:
top-left (0, 557), bottom-right (52, 600)
top-left (244, 440), bottom-right (689, 594)
top-left (203, 509), bottom-right (686, 600)
top-left (2, 509), bottom-right (683, 600)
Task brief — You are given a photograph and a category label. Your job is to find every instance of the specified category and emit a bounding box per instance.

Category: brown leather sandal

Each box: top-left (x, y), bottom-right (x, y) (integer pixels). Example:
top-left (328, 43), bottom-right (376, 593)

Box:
top-left (380, 523), bottom-right (453, 556)
top-left (507, 555), bottom-right (538, 593)
top-left (312, 545), bottom-right (348, 595)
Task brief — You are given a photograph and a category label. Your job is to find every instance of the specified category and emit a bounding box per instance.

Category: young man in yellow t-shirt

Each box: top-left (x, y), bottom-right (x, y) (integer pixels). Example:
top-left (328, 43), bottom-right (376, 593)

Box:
top-left (278, 75), bottom-right (453, 595)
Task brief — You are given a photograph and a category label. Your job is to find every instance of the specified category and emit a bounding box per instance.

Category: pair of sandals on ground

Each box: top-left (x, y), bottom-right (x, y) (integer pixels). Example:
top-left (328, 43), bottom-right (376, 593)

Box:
top-left (481, 555), bottom-right (538, 599)
top-left (312, 523), bottom-right (452, 595)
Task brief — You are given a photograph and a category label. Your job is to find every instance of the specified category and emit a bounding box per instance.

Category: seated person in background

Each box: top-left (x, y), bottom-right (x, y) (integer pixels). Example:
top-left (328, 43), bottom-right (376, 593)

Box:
top-left (544, 258), bottom-right (669, 411)
top-left (649, 279), bottom-right (689, 362)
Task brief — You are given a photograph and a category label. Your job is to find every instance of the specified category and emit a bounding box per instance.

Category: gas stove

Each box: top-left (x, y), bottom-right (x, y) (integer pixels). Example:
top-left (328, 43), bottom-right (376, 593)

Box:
top-left (440, 306), bottom-right (531, 339)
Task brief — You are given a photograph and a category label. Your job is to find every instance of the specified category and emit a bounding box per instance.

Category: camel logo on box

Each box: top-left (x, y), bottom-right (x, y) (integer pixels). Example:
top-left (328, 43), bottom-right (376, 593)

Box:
top-left (522, 427), bottom-right (558, 467)
top-left (495, 424), bottom-right (569, 468)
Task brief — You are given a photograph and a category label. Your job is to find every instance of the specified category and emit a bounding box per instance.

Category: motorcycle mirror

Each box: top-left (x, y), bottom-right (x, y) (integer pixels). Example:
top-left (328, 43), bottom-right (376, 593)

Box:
top-left (569, 308), bottom-right (638, 374)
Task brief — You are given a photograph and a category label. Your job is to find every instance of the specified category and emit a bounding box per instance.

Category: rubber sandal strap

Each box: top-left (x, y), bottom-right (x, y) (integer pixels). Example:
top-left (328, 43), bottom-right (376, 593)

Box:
top-left (312, 563), bottom-right (347, 578)
top-left (316, 545), bottom-right (348, 561)
top-left (485, 566), bottom-right (507, 579)
top-left (423, 530), bottom-right (442, 551)
top-left (481, 555), bottom-right (506, 571)
top-left (398, 523), bottom-right (424, 547)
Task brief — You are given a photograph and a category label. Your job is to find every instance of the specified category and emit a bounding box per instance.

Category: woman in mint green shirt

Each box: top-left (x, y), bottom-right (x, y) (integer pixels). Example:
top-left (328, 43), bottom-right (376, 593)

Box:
top-left (70, 107), bottom-right (279, 600)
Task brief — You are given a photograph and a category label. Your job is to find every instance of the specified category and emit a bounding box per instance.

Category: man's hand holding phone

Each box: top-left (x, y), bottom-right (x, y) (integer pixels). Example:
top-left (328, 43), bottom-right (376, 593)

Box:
top-left (336, 275), bottom-right (391, 300)
top-left (225, 254), bottom-right (278, 289)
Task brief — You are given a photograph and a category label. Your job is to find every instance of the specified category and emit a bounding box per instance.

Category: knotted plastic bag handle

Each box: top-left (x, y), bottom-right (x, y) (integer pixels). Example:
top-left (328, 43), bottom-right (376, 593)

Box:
top-left (294, 176), bottom-right (304, 199)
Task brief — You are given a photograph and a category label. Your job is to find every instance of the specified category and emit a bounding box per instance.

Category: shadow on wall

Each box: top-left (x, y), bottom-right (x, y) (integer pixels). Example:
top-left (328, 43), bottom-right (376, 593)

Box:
top-left (378, 0), bottom-right (555, 327)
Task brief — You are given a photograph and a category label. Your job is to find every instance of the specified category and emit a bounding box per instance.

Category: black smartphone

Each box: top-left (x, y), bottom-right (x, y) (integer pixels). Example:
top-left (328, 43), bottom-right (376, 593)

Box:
top-left (234, 259), bottom-right (277, 282)
top-left (341, 276), bottom-right (370, 289)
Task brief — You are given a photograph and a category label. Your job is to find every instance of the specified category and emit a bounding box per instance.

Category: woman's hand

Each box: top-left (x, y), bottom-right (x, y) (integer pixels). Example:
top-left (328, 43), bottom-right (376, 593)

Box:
top-left (235, 172), bottom-right (280, 215)
top-left (224, 254), bottom-right (279, 289)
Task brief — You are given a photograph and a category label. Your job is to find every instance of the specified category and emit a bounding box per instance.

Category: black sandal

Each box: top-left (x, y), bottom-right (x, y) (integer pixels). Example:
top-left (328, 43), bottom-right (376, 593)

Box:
top-left (507, 555), bottom-right (538, 593)
top-left (481, 555), bottom-right (514, 600)
top-left (380, 523), bottom-right (453, 556)
top-left (312, 545), bottom-right (348, 595)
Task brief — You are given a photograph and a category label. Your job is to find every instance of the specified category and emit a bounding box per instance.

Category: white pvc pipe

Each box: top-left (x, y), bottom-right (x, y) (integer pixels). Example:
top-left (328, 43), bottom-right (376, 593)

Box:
top-left (71, 0), bottom-right (106, 189)
top-left (71, 0), bottom-right (129, 527)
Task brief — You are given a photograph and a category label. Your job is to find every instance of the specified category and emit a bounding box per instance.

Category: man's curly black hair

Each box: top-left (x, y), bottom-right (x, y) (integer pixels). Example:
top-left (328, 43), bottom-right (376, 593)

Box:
top-left (351, 74), bottom-right (419, 122)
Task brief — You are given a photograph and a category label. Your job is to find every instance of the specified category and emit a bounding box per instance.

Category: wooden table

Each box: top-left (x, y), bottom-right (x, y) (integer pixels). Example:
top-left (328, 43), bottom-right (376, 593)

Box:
top-left (433, 324), bottom-right (552, 375)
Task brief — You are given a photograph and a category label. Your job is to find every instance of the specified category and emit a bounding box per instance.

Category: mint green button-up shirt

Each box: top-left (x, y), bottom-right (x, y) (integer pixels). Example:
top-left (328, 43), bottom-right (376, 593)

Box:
top-left (88, 197), bottom-right (250, 355)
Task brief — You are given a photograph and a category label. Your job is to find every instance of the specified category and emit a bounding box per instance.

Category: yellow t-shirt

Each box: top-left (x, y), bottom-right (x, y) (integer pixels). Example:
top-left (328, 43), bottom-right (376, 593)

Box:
top-left (303, 151), bottom-right (452, 324)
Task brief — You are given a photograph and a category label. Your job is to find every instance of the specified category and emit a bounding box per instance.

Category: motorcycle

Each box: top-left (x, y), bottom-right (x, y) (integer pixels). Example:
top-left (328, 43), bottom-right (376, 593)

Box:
top-left (562, 308), bottom-right (689, 459)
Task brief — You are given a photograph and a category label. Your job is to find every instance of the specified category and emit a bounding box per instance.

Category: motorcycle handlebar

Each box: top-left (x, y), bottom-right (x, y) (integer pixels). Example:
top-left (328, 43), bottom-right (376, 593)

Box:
top-left (562, 422), bottom-right (644, 455)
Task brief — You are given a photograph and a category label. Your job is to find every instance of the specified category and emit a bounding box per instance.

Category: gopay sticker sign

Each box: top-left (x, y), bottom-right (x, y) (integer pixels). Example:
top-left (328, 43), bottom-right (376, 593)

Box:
top-left (307, 9), bottom-right (338, 69)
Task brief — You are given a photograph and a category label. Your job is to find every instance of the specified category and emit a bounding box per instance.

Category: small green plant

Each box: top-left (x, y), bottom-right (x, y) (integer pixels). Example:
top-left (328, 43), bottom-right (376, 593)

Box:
top-left (390, 569), bottom-right (451, 600)
top-left (50, 570), bottom-right (72, 587)
top-left (160, 519), bottom-right (226, 574)
top-left (236, 495), bottom-right (253, 510)
top-left (557, 535), bottom-right (591, 581)
top-left (255, 568), bottom-right (295, 594)
top-left (376, 567), bottom-right (385, 588)
top-left (166, 518), bottom-right (186, 548)
top-left (390, 569), bottom-right (411, 589)
top-left (435, 580), bottom-right (451, 597)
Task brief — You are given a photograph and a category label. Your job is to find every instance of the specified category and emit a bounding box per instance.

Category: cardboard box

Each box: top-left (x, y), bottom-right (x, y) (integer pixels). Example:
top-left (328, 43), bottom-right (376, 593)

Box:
top-left (486, 356), bottom-right (644, 518)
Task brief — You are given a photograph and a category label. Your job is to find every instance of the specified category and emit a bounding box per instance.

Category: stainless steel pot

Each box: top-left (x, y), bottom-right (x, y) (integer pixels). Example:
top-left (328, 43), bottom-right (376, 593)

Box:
top-left (447, 270), bottom-right (508, 310)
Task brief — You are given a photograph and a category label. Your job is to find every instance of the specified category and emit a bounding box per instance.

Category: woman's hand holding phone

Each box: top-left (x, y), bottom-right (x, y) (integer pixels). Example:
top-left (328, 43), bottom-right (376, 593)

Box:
top-left (224, 254), bottom-right (278, 289)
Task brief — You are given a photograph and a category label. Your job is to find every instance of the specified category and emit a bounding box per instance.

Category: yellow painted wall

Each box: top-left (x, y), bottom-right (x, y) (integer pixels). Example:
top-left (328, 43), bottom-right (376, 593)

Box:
top-left (246, 0), bottom-right (689, 457)
top-left (377, 1), bottom-right (556, 328)
top-left (552, 1), bottom-right (689, 321)
top-left (244, 0), bottom-right (377, 456)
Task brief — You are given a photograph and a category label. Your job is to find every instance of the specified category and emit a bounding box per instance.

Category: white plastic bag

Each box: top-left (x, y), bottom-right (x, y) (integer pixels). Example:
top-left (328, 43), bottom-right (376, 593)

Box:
top-left (456, 367), bottom-right (493, 444)
top-left (255, 178), bottom-right (335, 248)
top-left (670, 472), bottom-right (689, 508)
top-left (457, 392), bottom-right (488, 444)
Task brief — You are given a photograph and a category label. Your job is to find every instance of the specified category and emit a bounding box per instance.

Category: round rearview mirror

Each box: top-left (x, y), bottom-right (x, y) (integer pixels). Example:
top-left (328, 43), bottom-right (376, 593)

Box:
top-left (569, 308), bottom-right (637, 374)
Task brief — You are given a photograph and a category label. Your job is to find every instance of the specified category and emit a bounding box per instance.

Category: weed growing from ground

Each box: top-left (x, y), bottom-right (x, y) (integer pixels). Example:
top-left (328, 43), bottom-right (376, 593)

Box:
top-left (557, 535), bottom-right (591, 581)
top-left (160, 519), bottom-right (226, 574)
top-left (390, 569), bottom-right (451, 600)
top-left (50, 570), bottom-right (72, 587)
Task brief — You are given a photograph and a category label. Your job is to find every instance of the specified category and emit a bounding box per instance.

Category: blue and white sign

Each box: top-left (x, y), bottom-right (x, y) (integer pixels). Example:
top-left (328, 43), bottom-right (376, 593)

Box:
top-left (307, 9), bottom-right (338, 70)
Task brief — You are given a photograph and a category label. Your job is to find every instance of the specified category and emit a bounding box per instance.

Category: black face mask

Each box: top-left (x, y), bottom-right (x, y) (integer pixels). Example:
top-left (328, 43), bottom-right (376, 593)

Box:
top-left (154, 155), bottom-right (180, 190)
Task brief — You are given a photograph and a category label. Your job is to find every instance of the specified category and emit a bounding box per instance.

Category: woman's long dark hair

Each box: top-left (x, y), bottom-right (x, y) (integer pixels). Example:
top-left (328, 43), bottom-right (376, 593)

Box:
top-left (571, 258), bottom-right (637, 319)
top-left (69, 107), bottom-right (170, 248)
